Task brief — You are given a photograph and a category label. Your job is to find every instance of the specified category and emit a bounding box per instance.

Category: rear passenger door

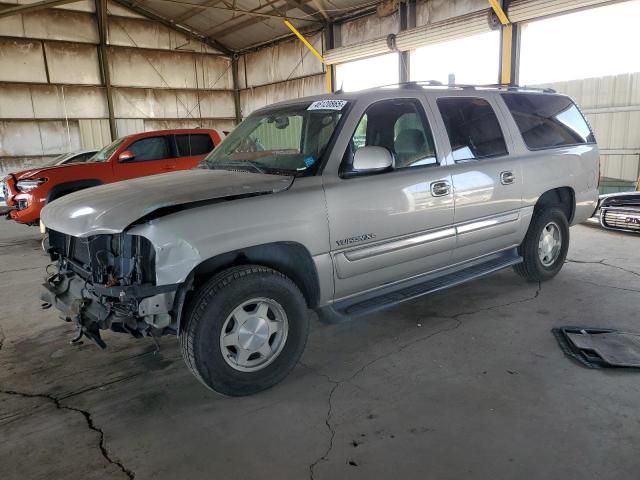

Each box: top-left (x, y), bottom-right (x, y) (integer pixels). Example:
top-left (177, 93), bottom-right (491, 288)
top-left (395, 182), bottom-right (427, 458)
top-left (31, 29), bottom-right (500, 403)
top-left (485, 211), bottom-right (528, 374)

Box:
top-left (431, 95), bottom-right (524, 262)
top-left (174, 133), bottom-right (216, 169)
top-left (114, 135), bottom-right (175, 180)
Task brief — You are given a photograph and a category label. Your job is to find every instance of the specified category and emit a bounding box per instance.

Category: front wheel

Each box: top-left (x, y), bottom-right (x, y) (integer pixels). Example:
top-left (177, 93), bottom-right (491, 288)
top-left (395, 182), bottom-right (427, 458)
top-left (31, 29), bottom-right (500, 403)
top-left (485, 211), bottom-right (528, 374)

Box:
top-left (180, 265), bottom-right (309, 396)
top-left (514, 207), bottom-right (569, 282)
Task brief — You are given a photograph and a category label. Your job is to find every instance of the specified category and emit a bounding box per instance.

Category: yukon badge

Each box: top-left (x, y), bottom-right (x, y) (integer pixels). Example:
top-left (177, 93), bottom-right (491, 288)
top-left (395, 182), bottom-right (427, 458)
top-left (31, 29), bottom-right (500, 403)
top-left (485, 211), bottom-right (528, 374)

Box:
top-left (336, 233), bottom-right (376, 247)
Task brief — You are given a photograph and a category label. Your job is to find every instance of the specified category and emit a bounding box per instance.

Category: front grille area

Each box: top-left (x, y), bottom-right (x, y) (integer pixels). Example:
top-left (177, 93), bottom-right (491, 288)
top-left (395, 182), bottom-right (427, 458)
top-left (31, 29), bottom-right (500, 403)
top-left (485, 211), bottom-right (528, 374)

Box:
top-left (602, 208), bottom-right (640, 232)
top-left (70, 236), bottom-right (91, 266)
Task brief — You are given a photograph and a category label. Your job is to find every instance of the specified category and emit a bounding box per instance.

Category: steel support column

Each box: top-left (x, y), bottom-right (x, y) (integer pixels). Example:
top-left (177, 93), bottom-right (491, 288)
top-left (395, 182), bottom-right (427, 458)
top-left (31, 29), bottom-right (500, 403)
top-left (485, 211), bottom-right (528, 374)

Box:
top-left (399, 0), bottom-right (415, 83)
top-left (500, 22), bottom-right (519, 84)
top-left (489, 0), bottom-right (518, 85)
top-left (231, 55), bottom-right (242, 124)
top-left (96, 0), bottom-right (117, 140)
top-left (324, 23), bottom-right (336, 93)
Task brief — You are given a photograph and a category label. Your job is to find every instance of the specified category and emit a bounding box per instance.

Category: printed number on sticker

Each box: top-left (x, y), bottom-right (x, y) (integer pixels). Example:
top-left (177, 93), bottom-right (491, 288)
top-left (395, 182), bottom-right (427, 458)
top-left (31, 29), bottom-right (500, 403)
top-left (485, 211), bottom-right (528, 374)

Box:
top-left (308, 100), bottom-right (347, 111)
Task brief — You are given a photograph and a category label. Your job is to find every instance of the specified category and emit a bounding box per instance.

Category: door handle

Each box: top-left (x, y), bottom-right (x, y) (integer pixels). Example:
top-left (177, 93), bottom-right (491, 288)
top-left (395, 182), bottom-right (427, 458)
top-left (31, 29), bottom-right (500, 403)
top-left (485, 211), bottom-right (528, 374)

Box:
top-left (500, 171), bottom-right (515, 185)
top-left (430, 180), bottom-right (451, 197)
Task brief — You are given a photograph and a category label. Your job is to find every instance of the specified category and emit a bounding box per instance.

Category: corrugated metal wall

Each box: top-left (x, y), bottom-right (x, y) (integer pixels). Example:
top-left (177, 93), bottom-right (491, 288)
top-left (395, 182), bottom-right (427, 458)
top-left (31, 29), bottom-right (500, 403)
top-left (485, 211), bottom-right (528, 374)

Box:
top-left (0, 0), bottom-right (234, 174)
top-left (536, 72), bottom-right (640, 192)
top-left (238, 33), bottom-right (326, 117)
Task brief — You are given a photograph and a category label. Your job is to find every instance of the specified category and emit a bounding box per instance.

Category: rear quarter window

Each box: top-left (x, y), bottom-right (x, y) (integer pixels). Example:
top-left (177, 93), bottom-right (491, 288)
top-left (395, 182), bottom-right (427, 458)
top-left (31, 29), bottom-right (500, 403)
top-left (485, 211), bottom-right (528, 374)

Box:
top-left (501, 93), bottom-right (595, 150)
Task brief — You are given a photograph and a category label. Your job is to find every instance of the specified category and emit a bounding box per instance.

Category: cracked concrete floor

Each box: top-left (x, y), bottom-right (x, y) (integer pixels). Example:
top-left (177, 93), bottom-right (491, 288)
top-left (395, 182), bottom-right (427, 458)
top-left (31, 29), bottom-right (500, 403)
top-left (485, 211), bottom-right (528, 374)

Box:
top-left (1, 220), bottom-right (639, 480)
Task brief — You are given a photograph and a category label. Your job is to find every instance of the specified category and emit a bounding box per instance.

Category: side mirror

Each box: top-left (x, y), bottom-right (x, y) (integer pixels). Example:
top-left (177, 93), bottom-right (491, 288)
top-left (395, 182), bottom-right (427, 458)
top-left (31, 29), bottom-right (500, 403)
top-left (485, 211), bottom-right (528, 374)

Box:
top-left (118, 150), bottom-right (136, 162)
top-left (352, 146), bottom-right (393, 173)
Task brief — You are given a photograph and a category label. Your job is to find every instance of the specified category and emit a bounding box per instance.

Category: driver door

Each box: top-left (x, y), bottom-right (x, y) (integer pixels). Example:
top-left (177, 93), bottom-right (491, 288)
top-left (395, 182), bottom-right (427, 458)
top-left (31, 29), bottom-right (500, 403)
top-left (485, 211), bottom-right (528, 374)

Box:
top-left (323, 97), bottom-right (456, 299)
top-left (114, 134), bottom-right (176, 180)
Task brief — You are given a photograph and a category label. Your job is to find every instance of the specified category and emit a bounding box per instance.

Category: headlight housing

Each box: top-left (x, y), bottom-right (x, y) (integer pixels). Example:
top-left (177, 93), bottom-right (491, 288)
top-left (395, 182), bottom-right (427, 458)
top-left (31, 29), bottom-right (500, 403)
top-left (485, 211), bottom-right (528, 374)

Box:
top-left (16, 178), bottom-right (47, 192)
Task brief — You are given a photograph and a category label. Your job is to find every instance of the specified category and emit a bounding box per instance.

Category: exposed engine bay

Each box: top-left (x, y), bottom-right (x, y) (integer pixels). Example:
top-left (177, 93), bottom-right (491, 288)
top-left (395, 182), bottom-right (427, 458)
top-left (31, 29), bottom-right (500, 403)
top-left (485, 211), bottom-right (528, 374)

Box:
top-left (42, 229), bottom-right (178, 348)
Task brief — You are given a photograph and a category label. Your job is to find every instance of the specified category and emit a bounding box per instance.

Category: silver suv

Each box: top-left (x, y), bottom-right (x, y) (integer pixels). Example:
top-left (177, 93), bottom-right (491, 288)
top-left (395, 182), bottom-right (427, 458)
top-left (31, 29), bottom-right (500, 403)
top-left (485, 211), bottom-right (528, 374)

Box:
top-left (40, 83), bottom-right (599, 396)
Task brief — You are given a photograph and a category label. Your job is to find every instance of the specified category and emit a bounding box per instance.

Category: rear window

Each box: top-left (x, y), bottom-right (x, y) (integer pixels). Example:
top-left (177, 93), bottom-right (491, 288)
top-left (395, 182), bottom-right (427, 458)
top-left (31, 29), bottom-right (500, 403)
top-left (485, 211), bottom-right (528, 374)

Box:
top-left (501, 93), bottom-right (595, 150)
top-left (175, 134), bottom-right (214, 157)
top-left (437, 97), bottom-right (508, 161)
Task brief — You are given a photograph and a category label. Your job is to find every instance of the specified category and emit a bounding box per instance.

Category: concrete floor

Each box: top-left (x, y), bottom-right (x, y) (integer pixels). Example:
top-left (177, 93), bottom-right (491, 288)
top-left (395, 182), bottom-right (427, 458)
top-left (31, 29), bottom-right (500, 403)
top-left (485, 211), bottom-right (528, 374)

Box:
top-left (0, 220), bottom-right (639, 480)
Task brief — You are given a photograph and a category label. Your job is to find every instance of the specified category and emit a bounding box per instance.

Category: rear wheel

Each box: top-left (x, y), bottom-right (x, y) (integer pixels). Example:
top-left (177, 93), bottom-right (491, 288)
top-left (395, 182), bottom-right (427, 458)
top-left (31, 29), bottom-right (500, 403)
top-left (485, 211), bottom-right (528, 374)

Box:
top-left (514, 207), bottom-right (569, 282)
top-left (180, 265), bottom-right (309, 396)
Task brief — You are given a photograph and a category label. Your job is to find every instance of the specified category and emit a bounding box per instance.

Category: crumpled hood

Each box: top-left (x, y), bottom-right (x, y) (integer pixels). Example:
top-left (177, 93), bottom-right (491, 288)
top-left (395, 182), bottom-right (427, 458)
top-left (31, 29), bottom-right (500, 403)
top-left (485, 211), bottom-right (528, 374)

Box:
top-left (41, 169), bottom-right (293, 237)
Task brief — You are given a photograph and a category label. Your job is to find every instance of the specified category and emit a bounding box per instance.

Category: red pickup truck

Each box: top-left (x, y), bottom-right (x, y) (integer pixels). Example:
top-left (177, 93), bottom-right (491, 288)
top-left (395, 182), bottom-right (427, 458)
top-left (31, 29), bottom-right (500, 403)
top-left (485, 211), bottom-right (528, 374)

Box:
top-left (2, 128), bottom-right (224, 225)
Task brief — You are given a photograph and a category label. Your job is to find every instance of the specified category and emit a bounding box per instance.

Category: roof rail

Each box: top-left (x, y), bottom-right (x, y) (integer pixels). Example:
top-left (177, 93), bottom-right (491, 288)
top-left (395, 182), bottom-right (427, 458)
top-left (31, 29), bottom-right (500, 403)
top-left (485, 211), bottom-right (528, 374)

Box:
top-left (369, 80), bottom-right (556, 94)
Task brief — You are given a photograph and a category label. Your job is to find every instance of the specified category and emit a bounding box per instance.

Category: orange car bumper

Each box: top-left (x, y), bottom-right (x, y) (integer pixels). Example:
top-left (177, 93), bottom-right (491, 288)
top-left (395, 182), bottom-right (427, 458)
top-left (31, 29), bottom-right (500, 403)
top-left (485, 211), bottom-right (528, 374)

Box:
top-left (7, 192), bottom-right (42, 224)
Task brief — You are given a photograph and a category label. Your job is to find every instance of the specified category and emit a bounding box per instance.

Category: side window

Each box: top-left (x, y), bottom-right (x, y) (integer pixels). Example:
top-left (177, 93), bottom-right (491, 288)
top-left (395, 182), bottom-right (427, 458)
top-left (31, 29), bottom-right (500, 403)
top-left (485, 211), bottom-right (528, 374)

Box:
top-left (345, 99), bottom-right (437, 172)
top-left (437, 97), bottom-right (508, 161)
top-left (175, 134), bottom-right (191, 157)
top-left (501, 93), bottom-right (595, 149)
top-left (189, 134), bottom-right (214, 155)
top-left (127, 136), bottom-right (171, 162)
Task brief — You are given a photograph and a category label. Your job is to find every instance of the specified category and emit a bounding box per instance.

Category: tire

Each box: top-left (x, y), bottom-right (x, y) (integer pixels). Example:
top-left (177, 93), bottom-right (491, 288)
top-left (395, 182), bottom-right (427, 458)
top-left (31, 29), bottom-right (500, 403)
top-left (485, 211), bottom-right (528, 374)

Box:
top-left (513, 207), bottom-right (569, 282)
top-left (179, 265), bottom-right (309, 396)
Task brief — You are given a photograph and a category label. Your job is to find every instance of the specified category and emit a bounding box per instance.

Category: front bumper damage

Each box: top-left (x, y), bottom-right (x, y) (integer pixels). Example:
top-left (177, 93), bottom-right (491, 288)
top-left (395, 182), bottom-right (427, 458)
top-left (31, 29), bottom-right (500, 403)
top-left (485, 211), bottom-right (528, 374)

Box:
top-left (41, 272), bottom-right (179, 348)
top-left (41, 229), bottom-right (180, 348)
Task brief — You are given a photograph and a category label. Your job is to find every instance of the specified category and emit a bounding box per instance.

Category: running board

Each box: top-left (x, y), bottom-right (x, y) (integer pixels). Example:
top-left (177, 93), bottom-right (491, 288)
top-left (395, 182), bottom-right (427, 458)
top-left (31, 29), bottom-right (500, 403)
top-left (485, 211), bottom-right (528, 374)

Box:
top-left (318, 248), bottom-right (522, 323)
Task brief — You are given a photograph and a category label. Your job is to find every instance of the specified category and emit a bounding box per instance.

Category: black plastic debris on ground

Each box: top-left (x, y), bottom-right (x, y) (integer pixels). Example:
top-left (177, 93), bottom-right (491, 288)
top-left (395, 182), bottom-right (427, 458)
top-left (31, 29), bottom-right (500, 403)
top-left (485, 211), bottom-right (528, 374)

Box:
top-left (552, 326), bottom-right (640, 370)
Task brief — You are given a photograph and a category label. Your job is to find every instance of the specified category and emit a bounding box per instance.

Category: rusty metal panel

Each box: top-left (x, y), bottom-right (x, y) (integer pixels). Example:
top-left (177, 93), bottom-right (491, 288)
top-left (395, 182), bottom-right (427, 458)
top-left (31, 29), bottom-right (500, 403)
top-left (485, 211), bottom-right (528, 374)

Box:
top-left (79, 119), bottom-right (111, 148)
top-left (112, 87), bottom-right (235, 119)
top-left (8, 0), bottom-right (95, 12)
top-left (143, 118), bottom-right (235, 132)
top-left (243, 33), bottom-right (324, 88)
top-left (0, 120), bottom-right (80, 156)
top-left (45, 42), bottom-right (102, 85)
top-left (106, 0), bottom-right (145, 18)
top-left (108, 16), bottom-right (220, 53)
top-left (416, 0), bottom-right (490, 25)
top-left (22, 10), bottom-right (98, 43)
top-left (341, 12), bottom-right (400, 46)
top-left (0, 38), bottom-right (47, 83)
top-left (0, 10), bottom-right (25, 37)
top-left (0, 84), bottom-right (108, 119)
top-left (196, 54), bottom-right (233, 90)
top-left (240, 74), bottom-right (325, 117)
top-left (115, 118), bottom-right (144, 137)
top-left (109, 47), bottom-right (231, 89)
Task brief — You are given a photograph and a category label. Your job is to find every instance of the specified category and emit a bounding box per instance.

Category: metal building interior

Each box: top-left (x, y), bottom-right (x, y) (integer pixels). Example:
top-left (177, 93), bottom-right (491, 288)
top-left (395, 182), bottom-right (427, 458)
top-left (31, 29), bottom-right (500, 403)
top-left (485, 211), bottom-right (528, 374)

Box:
top-left (1, 0), bottom-right (639, 479)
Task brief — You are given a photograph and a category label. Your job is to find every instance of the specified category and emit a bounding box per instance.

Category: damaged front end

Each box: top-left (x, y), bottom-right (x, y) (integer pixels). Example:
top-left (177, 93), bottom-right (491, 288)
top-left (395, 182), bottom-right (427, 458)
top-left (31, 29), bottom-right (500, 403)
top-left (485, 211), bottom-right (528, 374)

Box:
top-left (42, 229), bottom-right (179, 348)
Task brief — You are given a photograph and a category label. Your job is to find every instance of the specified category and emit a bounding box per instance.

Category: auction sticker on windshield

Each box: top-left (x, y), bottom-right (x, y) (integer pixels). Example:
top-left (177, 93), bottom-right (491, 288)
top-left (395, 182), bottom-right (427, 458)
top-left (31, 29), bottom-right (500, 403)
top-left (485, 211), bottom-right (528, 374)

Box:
top-left (308, 100), bottom-right (347, 111)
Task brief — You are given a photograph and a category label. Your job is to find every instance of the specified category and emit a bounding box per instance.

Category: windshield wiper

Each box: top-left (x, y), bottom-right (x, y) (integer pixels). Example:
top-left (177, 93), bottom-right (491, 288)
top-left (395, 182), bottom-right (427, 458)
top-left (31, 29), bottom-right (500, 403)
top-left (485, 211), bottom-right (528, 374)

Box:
top-left (207, 160), bottom-right (266, 174)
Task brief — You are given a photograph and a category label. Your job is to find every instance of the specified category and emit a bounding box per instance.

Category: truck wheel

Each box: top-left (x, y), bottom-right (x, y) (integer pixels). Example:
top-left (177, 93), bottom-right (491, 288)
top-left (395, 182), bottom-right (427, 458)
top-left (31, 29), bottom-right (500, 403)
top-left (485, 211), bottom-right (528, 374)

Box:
top-left (180, 265), bottom-right (309, 396)
top-left (514, 207), bottom-right (569, 282)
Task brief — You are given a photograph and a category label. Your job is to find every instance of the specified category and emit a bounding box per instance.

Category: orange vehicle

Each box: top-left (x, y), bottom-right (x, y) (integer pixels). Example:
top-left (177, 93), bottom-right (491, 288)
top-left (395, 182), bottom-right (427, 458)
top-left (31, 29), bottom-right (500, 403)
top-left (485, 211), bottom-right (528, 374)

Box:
top-left (1, 128), bottom-right (224, 225)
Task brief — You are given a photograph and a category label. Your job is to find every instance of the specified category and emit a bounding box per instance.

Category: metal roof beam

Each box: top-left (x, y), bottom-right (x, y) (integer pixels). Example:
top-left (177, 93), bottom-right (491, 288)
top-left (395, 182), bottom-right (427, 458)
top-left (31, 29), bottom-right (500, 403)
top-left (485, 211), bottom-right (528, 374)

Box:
top-left (203, 0), bottom-right (322, 40)
top-left (142, 0), bottom-right (323, 23)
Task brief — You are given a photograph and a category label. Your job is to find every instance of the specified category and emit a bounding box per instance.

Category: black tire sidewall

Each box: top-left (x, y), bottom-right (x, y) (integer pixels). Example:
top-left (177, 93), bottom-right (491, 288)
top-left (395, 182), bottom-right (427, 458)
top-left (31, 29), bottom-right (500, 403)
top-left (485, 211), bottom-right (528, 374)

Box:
top-left (187, 269), bottom-right (309, 396)
top-left (527, 208), bottom-right (570, 280)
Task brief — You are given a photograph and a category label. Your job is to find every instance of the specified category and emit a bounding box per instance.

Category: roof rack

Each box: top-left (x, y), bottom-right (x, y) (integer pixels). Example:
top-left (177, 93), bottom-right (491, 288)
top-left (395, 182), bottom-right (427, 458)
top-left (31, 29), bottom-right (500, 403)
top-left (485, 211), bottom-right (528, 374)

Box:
top-left (377, 80), bottom-right (556, 94)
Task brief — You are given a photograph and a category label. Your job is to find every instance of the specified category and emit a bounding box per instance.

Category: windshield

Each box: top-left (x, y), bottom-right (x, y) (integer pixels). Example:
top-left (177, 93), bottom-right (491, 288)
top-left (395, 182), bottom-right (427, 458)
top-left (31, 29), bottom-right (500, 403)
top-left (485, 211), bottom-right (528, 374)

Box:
top-left (90, 137), bottom-right (127, 162)
top-left (199, 101), bottom-right (347, 175)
